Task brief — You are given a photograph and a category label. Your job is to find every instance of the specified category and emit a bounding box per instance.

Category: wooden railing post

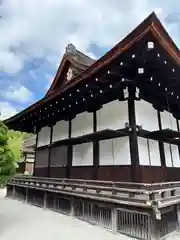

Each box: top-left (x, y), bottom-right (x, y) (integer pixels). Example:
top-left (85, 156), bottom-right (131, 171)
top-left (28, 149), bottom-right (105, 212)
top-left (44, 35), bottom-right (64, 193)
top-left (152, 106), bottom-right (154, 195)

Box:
top-left (25, 188), bottom-right (28, 202)
top-left (111, 207), bottom-right (117, 233)
top-left (44, 191), bottom-right (47, 208)
top-left (70, 197), bottom-right (74, 216)
top-left (12, 186), bottom-right (15, 198)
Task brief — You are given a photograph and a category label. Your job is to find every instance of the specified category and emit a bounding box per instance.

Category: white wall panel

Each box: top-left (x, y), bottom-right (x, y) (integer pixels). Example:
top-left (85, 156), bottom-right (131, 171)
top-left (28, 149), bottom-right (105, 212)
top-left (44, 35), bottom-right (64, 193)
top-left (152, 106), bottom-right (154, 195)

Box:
top-left (72, 144), bottom-right (82, 166)
top-left (83, 112), bottom-right (93, 135)
top-left (113, 137), bottom-right (131, 165)
top-left (71, 112), bottom-right (93, 138)
top-left (71, 112), bottom-right (84, 138)
top-left (52, 120), bottom-right (69, 142)
top-left (72, 142), bottom-right (93, 166)
top-left (161, 111), bottom-right (172, 130)
top-left (149, 139), bottom-right (161, 166)
top-left (99, 139), bottom-right (114, 165)
top-left (99, 137), bottom-right (130, 166)
top-left (135, 100), bottom-right (158, 131)
top-left (37, 126), bottom-right (51, 147)
top-left (50, 146), bottom-right (67, 167)
top-left (81, 142), bottom-right (93, 165)
top-left (138, 137), bottom-right (150, 166)
top-left (171, 144), bottom-right (180, 167)
top-left (97, 100), bottom-right (128, 131)
top-left (171, 115), bottom-right (177, 131)
top-left (164, 143), bottom-right (172, 167)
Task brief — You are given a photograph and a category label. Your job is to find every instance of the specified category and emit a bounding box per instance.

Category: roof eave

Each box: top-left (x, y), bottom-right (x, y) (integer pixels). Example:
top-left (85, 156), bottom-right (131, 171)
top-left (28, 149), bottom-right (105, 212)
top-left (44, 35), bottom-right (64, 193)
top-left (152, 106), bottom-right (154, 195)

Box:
top-left (4, 12), bottom-right (180, 127)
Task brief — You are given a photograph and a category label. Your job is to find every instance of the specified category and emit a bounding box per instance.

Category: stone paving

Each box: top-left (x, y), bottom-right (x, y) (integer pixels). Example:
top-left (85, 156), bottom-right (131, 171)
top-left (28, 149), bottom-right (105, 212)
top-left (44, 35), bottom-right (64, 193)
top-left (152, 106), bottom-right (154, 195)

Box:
top-left (1, 188), bottom-right (180, 240)
top-left (0, 188), bottom-right (131, 240)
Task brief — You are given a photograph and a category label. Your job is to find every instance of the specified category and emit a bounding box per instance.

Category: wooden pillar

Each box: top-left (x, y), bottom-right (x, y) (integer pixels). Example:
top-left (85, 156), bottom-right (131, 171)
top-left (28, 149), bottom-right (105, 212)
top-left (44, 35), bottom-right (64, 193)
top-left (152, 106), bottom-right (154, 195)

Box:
top-left (47, 125), bottom-right (53, 178)
top-left (67, 119), bottom-right (72, 178)
top-left (151, 210), bottom-right (161, 240)
top-left (128, 87), bottom-right (140, 182)
top-left (177, 119), bottom-right (180, 132)
top-left (157, 110), bottom-right (166, 181)
top-left (176, 120), bottom-right (180, 159)
top-left (33, 130), bottom-right (39, 176)
top-left (157, 111), bottom-right (166, 166)
top-left (93, 111), bottom-right (99, 180)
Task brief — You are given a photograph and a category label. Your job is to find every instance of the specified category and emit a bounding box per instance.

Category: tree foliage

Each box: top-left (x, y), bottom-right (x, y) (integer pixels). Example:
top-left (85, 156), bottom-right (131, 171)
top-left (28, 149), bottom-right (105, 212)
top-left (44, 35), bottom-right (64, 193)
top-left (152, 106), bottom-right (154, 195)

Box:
top-left (0, 122), bottom-right (17, 184)
top-left (0, 121), bottom-right (30, 184)
top-left (7, 130), bottom-right (29, 162)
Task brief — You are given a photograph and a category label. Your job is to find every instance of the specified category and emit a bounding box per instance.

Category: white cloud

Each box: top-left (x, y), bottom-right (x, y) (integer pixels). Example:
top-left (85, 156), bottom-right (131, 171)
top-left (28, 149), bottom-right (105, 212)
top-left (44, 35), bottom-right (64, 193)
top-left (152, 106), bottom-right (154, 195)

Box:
top-left (0, 0), bottom-right (179, 75)
top-left (45, 74), bottom-right (54, 91)
top-left (3, 85), bottom-right (33, 103)
top-left (0, 101), bottom-right (18, 120)
top-left (0, 51), bottom-right (23, 73)
top-left (1, 0), bottom-right (180, 120)
top-left (29, 70), bottom-right (37, 80)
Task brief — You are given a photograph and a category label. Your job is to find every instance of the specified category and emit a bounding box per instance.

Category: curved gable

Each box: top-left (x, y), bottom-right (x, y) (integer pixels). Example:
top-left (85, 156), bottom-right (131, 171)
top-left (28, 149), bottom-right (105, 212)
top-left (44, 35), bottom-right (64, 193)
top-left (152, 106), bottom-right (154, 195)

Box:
top-left (46, 44), bottom-right (95, 96)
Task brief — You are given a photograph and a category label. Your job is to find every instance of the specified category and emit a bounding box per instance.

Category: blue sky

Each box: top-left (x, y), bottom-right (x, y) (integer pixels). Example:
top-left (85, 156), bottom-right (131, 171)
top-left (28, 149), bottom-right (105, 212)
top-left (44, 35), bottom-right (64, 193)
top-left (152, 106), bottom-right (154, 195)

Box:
top-left (1, 0), bottom-right (180, 120)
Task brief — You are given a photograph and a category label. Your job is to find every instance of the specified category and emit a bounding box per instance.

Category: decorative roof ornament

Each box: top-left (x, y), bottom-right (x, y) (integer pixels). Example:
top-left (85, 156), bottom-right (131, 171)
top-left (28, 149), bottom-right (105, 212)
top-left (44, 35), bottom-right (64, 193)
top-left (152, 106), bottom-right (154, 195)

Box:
top-left (66, 68), bottom-right (73, 81)
top-left (65, 43), bottom-right (76, 55)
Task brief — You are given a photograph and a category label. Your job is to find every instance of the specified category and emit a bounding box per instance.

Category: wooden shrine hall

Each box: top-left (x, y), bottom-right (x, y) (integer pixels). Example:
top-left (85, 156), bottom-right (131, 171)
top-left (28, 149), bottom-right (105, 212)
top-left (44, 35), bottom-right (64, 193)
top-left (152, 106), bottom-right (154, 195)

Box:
top-left (4, 12), bottom-right (180, 183)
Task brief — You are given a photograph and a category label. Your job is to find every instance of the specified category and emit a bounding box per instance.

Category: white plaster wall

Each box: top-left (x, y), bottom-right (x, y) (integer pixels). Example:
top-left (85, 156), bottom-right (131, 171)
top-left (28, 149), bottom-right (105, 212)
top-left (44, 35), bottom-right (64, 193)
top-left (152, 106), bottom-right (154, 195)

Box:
top-left (171, 144), bottom-right (180, 167)
top-left (35, 148), bottom-right (49, 166)
top-left (71, 112), bottom-right (93, 138)
top-left (99, 137), bottom-right (131, 166)
top-left (135, 100), bottom-right (158, 131)
top-left (52, 120), bottom-right (69, 142)
top-left (99, 139), bottom-right (113, 165)
top-left (164, 143), bottom-right (172, 167)
top-left (72, 144), bottom-right (82, 166)
top-left (138, 137), bottom-right (161, 166)
top-left (71, 112), bottom-right (84, 138)
top-left (148, 139), bottom-right (161, 166)
top-left (50, 146), bottom-right (67, 167)
top-left (161, 111), bottom-right (177, 130)
top-left (171, 115), bottom-right (177, 131)
top-left (37, 126), bottom-right (51, 147)
top-left (138, 137), bottom-right (150, 166)
top-left (84, 112), bottom-right (93, 135)
top-left (97, 100), bottom-right (128, 131)
top-left (72, 142), bottom-right (93, 166)
top-left (113, 137), bottom-right (131, 165)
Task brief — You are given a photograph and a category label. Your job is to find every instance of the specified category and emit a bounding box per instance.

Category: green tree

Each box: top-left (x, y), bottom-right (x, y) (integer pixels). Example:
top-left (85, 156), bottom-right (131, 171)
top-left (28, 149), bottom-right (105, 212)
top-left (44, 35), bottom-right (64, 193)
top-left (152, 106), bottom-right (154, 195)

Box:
top-left (7, 130), bottom-right (28, 162)
top-left (0, 121), bottom-right (17, 185)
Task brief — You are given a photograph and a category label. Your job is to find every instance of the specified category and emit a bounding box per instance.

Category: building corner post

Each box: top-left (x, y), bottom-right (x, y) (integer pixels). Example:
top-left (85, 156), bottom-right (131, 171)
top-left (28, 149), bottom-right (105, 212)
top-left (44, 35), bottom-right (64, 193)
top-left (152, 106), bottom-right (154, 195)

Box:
top-left (128, 86), bottom-right (140, 182)
top-left (151, 211), bottom-right (161, 240)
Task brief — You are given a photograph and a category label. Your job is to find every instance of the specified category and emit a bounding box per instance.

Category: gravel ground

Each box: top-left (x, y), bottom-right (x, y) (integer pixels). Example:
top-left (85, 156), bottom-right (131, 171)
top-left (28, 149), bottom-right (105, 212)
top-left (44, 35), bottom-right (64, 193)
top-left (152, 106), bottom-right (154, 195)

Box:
top-left (0, 188), bottom-right (131, 240)
top-left (1, 188), bottom-right (180, 240)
